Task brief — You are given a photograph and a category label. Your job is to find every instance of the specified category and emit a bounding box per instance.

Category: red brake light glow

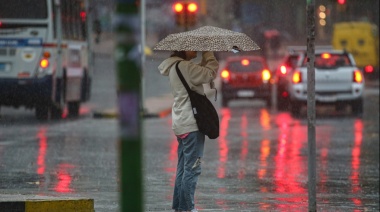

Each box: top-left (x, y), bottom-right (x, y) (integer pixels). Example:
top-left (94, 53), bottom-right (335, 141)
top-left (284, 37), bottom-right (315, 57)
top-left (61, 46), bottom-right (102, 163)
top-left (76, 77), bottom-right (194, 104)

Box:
top-left (353, 70), bottom-right (363, 83)
top-left (40, 59), bottom-right (49, 68)
top-left (321, 53), bottom-right (331, 59)
top-left (292, 71), bottom-right (302, 84)
top-left (221, 70), bottom-right (230, 79)
top-left (364, 65), bottom-right (374, 73)
top-left (280, 65), bottom-right (287, 74)
top-left (241, 59), bottom-right (250, 66)
top-left (281, 91), bottom-right (289, 98)
top-left (262, 69), bottom-right (271, 81)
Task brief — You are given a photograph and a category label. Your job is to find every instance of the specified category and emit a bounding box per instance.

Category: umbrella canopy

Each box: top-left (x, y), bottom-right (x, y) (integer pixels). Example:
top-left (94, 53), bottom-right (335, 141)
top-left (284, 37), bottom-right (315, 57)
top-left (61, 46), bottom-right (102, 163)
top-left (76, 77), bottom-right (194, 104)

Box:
top-left (153, 26), bottom-right (260, 52)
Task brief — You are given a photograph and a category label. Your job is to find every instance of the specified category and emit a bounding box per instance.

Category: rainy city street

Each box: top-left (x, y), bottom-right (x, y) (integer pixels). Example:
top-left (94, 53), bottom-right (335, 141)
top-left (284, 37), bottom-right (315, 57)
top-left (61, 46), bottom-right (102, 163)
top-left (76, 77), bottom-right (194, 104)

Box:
top-left (0, 37), bottom-right (379, 211)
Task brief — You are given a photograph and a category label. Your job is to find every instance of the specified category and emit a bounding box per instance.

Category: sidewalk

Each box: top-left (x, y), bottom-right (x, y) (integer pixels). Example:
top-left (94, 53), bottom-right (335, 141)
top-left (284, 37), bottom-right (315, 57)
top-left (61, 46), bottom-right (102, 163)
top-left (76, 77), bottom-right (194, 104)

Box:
top-left (0, 195), bottom-right (93, 212)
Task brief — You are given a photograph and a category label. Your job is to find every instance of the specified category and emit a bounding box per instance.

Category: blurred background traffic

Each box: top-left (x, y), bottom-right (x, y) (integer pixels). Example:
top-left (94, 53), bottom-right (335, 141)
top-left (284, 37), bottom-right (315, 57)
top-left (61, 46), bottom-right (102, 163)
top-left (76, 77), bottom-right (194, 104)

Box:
top-left (93, 0), bottom-right (378, 60)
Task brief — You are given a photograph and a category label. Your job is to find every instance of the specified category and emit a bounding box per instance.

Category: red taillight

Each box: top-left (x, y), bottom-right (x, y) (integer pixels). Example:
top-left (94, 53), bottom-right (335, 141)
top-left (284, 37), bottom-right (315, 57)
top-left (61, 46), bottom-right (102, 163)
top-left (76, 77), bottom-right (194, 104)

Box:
top-left (221, 69), bottom-right (230, 80)
top-left (241, 59), bottom-right (250, 66)
top-left (353, 70), bottom-right (363, 83)
top-left (364, 65), bottom-right (374, 73)
top-left (280, 65), bottom-right (287, 75)
top-left (40, 59), bottom-right (49, 68)
top-left (292, 71), bottom-right (302, 84)
top-left (321, 53), bottom-right (331, 59)
top-left (281, 91), bottom-right (289, 98)
top-left (262, 69), bottom-right (271, 82)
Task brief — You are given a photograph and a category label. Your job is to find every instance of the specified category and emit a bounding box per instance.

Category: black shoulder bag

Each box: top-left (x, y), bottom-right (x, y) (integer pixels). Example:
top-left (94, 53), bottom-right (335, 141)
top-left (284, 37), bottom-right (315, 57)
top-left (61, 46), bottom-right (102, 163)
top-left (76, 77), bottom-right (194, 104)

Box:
top-left (175, 61), bottom-right (219, 139)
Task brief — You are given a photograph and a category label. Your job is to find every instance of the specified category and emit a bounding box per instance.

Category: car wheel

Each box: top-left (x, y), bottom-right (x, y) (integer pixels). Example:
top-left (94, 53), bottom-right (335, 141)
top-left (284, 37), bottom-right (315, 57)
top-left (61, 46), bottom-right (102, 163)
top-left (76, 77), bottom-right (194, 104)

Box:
top-left (290, 101), bottom-right (301, 117)
top-left (68, 101), bottom-right (80, 117)
top-left (51, 105), bottom-right (63, 119)
top-left (351, 99), bottom-right (363, 116)
top-left (51, 89), bottom-right (64, 120)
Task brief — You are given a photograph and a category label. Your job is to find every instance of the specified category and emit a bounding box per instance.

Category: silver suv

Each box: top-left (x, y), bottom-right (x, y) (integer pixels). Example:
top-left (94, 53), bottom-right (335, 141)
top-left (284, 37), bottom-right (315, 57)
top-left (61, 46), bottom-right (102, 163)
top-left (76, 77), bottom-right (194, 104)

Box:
top-left (288, 50), bottom-right (365, 116)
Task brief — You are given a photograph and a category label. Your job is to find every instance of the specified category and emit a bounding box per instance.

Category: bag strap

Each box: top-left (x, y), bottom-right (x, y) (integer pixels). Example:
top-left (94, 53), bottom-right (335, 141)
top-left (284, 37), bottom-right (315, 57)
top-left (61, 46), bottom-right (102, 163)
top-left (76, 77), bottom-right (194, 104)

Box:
top-left (175, 61), bottom-right (192, 93)
top-left (175, 60), bottom-right (218, 101)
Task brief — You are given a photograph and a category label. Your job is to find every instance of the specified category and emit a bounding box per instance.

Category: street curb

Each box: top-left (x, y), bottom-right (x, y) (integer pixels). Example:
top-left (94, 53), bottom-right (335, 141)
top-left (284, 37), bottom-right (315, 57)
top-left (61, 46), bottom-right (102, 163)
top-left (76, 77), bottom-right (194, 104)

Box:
top-left (93, 110), bottom-right (118, 119)
top-left (92, 108), bottom-right (172, 119)
top-left (0, 199), bottom-right (94, 212)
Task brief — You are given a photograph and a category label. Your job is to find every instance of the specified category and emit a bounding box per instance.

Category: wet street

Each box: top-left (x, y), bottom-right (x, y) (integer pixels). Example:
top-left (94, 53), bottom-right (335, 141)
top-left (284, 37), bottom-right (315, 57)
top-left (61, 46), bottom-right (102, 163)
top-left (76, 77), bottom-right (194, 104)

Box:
top-left (144, 98), bottom-right (379, 211)
top-left (0, 44), bottom-right (379, 211)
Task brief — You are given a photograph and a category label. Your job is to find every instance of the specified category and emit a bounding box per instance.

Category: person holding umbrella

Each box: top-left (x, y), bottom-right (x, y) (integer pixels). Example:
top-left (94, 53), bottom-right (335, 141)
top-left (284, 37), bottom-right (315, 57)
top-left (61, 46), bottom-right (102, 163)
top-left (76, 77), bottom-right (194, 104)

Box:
top-left (158, 50), bottom-right (219, 212)
top-left (155, 26), bottom-right (260, 212)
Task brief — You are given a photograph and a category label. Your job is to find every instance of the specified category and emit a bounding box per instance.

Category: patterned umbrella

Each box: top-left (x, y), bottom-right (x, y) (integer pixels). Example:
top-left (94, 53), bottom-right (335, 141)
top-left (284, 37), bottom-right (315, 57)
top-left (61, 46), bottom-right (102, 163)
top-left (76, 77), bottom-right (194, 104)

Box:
top-left (153, 26), bottom-right (260, 52)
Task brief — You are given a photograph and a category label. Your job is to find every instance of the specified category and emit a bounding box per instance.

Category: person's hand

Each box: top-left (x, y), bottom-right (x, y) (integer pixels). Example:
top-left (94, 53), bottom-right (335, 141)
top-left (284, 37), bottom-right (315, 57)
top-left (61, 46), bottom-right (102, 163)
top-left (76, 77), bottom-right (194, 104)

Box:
top-left (202, 51), bottom-right (214, 56)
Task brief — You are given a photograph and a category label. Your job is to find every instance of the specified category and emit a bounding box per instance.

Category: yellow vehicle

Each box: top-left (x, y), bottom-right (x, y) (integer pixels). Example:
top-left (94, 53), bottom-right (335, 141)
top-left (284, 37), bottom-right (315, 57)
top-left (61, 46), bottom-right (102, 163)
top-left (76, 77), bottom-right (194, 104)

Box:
top-left (332, 22), bottom-right (379, 78)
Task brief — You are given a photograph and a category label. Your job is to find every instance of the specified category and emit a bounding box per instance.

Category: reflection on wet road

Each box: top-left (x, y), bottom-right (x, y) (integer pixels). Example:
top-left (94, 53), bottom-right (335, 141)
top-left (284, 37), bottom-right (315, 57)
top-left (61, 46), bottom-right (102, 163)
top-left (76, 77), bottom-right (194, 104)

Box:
top-left (0, 98), bottom-right (378, 211)
top-left (147, 103), bottom-right (379, 211)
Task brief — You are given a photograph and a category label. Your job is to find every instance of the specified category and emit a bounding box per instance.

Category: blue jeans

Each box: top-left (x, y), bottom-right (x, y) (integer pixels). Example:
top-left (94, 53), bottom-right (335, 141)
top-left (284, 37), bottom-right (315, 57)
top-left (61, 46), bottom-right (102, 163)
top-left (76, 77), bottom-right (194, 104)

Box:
top-left (172, 131), bottom-right (205, 211)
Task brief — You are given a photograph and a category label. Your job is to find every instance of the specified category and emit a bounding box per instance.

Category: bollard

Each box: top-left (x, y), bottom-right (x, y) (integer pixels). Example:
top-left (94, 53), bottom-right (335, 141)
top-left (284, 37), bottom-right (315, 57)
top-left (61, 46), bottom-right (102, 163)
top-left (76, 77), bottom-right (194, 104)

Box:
top-left (306, 0), bottom-right (317, 211)
top-left (113, 0), bottom-right (143, 211)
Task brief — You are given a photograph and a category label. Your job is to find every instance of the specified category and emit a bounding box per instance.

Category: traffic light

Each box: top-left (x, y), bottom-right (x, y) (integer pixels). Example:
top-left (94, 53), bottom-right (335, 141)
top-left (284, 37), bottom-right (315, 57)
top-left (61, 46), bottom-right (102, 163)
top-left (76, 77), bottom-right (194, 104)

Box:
top-left (318, 5), bottom-right (327, 26)
top-left (173, 2), bottom-right (198, 28)
top-left (337, 0), bottom-right (347, 12)
top-left (337, 0), bottom-right (346, 4)
top-left (80, 11), bottom-right (86, 22)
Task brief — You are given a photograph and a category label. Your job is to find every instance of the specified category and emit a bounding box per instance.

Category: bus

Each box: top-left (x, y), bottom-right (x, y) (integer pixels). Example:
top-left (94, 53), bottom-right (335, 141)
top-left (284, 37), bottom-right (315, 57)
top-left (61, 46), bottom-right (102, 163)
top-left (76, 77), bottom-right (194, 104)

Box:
top-left (0, 0), bottom-right (92, 120)
top-left (332, 22), bottom-right (379, 79)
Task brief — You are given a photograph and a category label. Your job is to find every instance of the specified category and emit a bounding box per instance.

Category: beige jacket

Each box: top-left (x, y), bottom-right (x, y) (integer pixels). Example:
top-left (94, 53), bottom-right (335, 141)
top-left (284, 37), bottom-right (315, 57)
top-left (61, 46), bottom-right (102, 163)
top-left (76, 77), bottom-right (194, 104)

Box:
top-left (158, 52), bottom-right (219, 135)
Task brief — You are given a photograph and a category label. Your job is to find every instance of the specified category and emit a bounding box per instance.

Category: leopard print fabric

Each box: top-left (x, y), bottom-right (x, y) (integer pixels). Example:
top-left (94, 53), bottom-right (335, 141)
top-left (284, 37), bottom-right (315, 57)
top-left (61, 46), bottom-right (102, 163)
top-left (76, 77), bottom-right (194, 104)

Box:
top-left (154, 26), bottom-right (260, 52)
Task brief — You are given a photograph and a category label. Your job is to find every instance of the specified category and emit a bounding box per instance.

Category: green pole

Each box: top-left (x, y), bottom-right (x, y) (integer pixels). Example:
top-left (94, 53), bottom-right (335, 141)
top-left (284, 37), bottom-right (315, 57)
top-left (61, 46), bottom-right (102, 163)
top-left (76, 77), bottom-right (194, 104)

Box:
top-left (306, 0), bottom-right (317, 211)
top-left (114, 0), bottom-right (142, 211)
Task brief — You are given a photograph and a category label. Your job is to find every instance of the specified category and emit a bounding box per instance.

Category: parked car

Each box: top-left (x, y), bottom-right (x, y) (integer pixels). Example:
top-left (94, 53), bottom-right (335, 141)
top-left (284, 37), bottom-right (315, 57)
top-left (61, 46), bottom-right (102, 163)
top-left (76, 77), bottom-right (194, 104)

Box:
top-left (220, 56), bottom-right (272, 107)
top-left (288, 50), bottom-right (365, 116)
top-left (274, 51), bottom-right (302, 110)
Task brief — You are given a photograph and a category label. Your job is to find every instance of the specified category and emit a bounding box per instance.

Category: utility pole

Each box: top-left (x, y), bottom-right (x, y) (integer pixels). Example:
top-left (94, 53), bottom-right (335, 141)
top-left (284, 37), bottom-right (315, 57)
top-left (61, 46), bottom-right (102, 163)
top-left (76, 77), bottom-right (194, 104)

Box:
top-left (114, 0), bottom-right (142, 211)
top-left (85, 0), bottom-right (94, 73)
top-left (306, 0), bottom-right (317, 211)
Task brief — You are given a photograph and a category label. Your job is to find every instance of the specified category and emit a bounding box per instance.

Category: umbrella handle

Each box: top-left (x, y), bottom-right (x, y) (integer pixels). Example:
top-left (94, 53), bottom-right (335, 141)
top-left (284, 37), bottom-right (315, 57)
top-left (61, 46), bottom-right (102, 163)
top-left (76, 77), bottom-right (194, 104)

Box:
top-left (232, 46), bottom-right (241, 53)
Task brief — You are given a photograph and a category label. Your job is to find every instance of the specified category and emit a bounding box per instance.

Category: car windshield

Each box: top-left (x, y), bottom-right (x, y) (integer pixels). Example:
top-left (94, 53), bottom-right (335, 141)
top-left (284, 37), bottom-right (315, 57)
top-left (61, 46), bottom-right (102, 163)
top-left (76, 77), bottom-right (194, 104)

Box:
top-left (0, 0), bottom-right (48, 19)
top-left (301, 53), bottom-right (352, 68)
top-left (227, 60), bottom-right (264, 72)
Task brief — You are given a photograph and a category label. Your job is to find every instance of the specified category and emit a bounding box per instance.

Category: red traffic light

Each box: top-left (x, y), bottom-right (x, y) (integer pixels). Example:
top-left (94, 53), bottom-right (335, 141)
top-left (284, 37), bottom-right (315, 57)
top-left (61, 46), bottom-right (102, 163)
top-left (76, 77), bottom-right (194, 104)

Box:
top-left (173, 2), bottom-right (198, 13)
top-left (337, 0), bottom-right (346, 4)
top-left (173, 2), bottom-right (198, 27)
top-left (173, 3), bottom-right (184, 13)
top-left (187, 3), bottom-right (198, 13)
top-left (80, 11), bottom-right (86, 22)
